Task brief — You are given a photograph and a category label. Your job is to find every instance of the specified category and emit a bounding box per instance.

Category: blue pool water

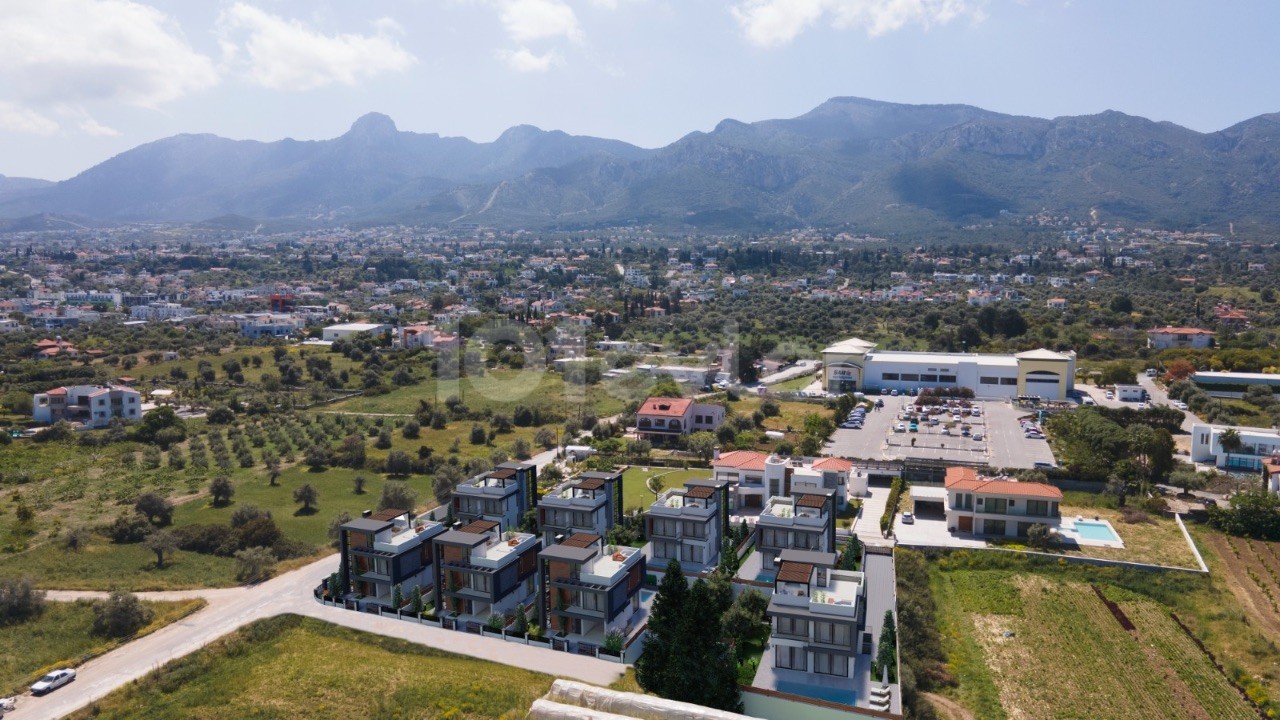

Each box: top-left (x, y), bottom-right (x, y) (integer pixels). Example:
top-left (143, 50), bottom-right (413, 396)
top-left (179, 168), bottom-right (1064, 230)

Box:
top-left (639, 590), bottom-right (656, 603)
top-left (775, 680), bottom-right (858, 706)
top-left (1074, 520), bottom-right (1120, 542)
top-left (755, 571), bottom-right (776, 584)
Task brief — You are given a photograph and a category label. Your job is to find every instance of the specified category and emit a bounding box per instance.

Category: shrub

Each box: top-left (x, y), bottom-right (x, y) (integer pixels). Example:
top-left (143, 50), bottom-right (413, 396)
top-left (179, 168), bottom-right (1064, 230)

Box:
top-left (234, 517), bottom-right (283, 551)
top-left (0, 576), bottom-right (45, 624)
top-left (172, 523), bottom-right (235, 555)
top-left (378, 481), bottom-right (418, 513)
top-left (106, 512), bottom-right (153, 543)
top-left (230, 505), bottom-right (272, 528)
top-left (92, 591), bottom-right (153, 637)
top-left (234, 546), bottom-right (276, 583)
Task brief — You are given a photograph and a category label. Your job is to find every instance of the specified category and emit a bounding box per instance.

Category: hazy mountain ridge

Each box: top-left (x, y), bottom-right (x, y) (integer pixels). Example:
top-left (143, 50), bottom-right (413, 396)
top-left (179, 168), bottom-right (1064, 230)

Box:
top-left (5, 98), bottom-right (1280, 230)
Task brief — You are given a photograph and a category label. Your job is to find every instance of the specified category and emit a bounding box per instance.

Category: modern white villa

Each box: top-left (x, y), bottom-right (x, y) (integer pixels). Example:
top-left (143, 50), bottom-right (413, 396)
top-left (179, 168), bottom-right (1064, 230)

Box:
top-left (1191, 423), bottom-right (1280, 471)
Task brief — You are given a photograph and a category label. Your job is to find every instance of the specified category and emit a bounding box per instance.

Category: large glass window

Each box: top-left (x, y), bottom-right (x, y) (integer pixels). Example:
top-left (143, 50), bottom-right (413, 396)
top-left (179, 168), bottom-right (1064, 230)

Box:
top-left (775, 646), bottom-right (807, 670)
top-left (813, 652), bottom-right (848, 676)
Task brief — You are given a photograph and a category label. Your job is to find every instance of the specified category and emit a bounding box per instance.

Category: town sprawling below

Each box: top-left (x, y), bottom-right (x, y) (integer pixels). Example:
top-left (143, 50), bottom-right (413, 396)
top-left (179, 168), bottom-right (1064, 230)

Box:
top-left (4, 160), bottom-right (1280, 720)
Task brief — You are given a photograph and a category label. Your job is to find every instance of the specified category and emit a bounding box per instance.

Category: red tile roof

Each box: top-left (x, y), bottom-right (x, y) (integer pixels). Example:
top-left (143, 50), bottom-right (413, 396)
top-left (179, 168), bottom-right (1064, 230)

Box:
top-left (945, 466), bottom-right (1062, 500)
top-left (812, 457), bottom-right (853, 472)
top-left (1148, 326), bottom-right (1215, 335)
top-left (638, 397), bottom-right (693, 418)
top-left (713, 450), bottom-right (768, 471)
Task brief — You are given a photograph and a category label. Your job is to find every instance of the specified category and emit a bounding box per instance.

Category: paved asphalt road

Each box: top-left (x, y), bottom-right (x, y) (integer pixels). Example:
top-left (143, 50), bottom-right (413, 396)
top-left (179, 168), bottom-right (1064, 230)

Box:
top-left (15, 555), bottom-right (624, 720)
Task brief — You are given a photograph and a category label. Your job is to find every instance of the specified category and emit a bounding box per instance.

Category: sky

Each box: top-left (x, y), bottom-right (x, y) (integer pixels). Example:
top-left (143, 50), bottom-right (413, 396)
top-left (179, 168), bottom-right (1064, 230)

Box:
top-left (2, 0), bottom-right (1279, 181)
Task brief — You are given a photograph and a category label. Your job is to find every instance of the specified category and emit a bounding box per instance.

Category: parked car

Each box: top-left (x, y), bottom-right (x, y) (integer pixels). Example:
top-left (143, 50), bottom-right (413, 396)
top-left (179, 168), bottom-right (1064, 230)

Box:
top-left (908, 422), bottom-right (919, 432)
top-left (1033, 461), bottom-right (1057, 470)
top-left (901, 511), bottom-right (915, 524)
top-left (1174, 401), bottom-right (1188, 410)
top-left (894, 422), bottom-right (906, 432)
top-left (1025, 431), bottom-right (1045, 440)
top-left (31, 669), bottom-right (75, 696)
top-left (1105, 391), bottom-right (1114, 400)
top-left (972, 432), bottom-right (984, 441)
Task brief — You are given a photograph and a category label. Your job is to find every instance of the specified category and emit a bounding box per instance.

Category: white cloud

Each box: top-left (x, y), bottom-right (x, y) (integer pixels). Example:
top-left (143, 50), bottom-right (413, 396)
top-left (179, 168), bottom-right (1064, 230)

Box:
top-left (218, 3), bottom-right (416, 91)
top-left (0, 0), bottom-right (218, 112)
top-left (499, 47), bottom-right (562, 73)
top-left (0, 102), bottom-right (58, 136)
top-left (78, 117), bottom-right (121, 137)
top-left (499, 0), bottom-right (582, 43)
top-left (732, 0), bottom-right (979, 47)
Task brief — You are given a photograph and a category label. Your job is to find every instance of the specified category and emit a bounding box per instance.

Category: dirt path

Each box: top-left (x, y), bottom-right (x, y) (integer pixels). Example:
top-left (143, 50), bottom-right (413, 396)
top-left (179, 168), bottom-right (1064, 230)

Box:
top-left (923, 692), bottom-right (976, 720)
top-left (1203, 532), bottom-right (1280, 640)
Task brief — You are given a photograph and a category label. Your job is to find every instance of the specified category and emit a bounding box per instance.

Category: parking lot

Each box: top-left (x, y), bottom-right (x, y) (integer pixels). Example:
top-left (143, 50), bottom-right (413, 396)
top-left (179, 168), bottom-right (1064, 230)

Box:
top-left (824, 396), bottom-right (1058, 469)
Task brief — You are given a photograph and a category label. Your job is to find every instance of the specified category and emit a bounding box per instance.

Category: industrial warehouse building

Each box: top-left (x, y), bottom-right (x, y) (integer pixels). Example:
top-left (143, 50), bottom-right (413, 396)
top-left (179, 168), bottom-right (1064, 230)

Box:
top-left (821, 337), bottom-right (1076, 400)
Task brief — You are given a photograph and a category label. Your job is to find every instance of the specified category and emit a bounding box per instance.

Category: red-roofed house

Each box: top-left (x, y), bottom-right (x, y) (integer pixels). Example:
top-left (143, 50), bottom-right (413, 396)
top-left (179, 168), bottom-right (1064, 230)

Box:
top-left (33, 384), bottom-right (142, 428)
top-left (712, 450), bottom-right (858, 510)
top-left (943, 466), bottom-right (1062, 537)
top-left (635, 396), bottom-right (724, 445)
top-left (1147, 326), bottom-right (1215, 350)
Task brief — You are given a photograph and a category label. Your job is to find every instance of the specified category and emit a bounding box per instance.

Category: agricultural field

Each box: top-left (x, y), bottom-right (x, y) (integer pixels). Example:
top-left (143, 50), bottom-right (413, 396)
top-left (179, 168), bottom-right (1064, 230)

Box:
top-left (0, 406), bottom-right (546, 589)
top-left (66, 615), bottom-right (555, 720)
top-left (1, 598), bottom-right (205, 695)
top-left (328, 367), bottom-right (626, 418)
top-left (929, 552), bottom-right (1276, 720)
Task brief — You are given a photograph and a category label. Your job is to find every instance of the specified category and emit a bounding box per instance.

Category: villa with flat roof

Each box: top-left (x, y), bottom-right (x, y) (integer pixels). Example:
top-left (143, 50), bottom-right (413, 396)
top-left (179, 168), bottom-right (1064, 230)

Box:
top-left (431, 520), bottom-right (541, 630)
top-left (452, 461), bottom-right (538, 532)
top-left (338, 509), bottom-right (445, 607)
top-left (756, 489), bottom-right (837, 572)
top-left (537, 533), bottom-right (646, 651)
top-left (1191, 423), bottom-right (1280, 472)
top-left (644, 478), bottom-right (730, 572)
top-left (537, 469), bottom-right (624, 546)
top-left (767, 551), bottom-right (864, 674)
top-left (822, 337), bottom-right (1076, 400)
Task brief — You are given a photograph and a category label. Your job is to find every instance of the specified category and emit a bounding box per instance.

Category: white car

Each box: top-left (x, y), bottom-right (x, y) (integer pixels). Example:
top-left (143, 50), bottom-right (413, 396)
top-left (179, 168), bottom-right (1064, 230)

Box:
top-left (894, 422), bottom-right (906, 433)
top-left (1105, 391), bottom-right (1114, 400)
top-left (1174, 401), bottom-right (1188, 410)
top-left (31, 668), bottom-right (75, 695)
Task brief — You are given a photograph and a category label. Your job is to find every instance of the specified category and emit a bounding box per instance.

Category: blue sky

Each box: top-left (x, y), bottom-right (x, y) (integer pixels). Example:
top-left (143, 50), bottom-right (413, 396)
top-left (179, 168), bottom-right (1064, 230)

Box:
top-left (2, 0), bottom-right (1278, 180)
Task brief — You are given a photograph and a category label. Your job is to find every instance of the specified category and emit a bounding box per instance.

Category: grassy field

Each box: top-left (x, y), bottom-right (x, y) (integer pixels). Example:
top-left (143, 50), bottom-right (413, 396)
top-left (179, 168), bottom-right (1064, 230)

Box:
top-left (1, 598), bottom-right (205, 695)
top-left (66, 615), bottom-right (554, 720)
top-left (328, 368), bottom-right (625, 418)
top-left (620, 467), bottom-right (710, 512)
top-left (1058, 505), bottom-right (1199, 568)
top-left (929, 547), bottom-right (1278, 719)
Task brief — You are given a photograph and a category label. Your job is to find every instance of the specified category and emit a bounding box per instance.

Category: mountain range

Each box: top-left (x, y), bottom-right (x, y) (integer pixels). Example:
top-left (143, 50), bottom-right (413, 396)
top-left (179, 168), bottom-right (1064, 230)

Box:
top-left (4, 97), bottom-right (1280, 232)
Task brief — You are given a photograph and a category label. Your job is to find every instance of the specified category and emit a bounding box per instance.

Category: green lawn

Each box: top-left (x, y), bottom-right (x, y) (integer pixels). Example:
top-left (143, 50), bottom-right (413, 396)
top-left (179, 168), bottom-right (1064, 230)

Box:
top-left (1, 598), bottom-right (205, 695)
top-left (620, 467), bottom-right (710, 513)
top-left (66, 615), bottom-right (555, 720)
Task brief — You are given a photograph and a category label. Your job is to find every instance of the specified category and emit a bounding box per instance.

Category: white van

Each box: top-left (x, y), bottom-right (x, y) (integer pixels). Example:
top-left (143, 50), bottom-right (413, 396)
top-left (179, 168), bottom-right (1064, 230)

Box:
top-left (1081, 396), bottom-right (1096, 406)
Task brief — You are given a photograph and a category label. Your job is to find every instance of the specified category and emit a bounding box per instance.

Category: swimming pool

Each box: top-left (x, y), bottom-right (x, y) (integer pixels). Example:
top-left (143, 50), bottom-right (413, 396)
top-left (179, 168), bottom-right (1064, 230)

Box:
top-left (1074, 520), bottom-right (1120, 542)
top-left (639, 590), bottom-right (656, 603)
top-left (775, 680), bottom-right (858, 706)
top-left (755, 571), bottom-right (776, 584)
